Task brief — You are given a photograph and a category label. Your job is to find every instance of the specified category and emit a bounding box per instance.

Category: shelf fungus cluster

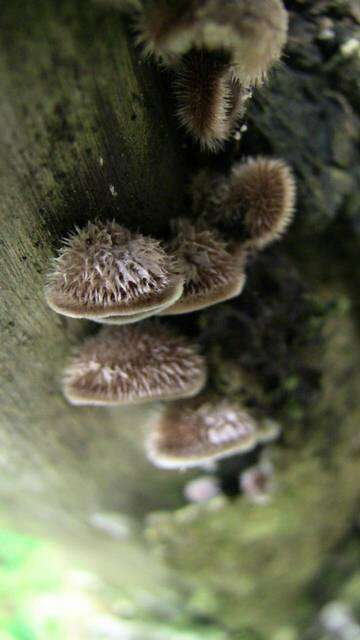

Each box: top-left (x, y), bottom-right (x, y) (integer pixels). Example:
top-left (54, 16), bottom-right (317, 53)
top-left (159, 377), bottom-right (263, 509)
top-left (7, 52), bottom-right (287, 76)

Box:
top-left (146, 398), bottom-right (281, 469)
top-left (44, 0), bottom-right (293, 477)
top-left (131, 0), bottom-right (289, 150)
top-left (45, 158), bottom-right (294, 464)
top-left (45, 218), bottom-right (247, 322)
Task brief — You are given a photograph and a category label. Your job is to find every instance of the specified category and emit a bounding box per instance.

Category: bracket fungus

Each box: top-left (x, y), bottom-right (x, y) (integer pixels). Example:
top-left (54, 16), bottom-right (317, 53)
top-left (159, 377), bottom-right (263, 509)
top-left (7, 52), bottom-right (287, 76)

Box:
top-left (162, 218), bottom-right (247, 315)
top-left (135, 0), bottom-right (288, 149)
top-left (173, 48), bottom-right (252, 151)
top-left (45, 220), bottom-right (184, 320)
top-left (63, 322), bottom-right (207, 406)
top-left (146, 399), bottom-right (260, 469)
top-left (136, 0), bottom-right (288, 80)
top-left (93, 301), bottom-right (174, 325)
top-left (192, 156), bottom-right (296, 249)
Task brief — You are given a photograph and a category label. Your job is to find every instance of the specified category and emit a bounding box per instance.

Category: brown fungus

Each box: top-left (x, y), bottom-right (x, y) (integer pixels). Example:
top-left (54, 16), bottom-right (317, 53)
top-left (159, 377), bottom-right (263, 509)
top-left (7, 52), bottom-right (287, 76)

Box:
top-left (136, 0), bottom-right (288, 84)
top-left (146, 398), bottom-right (259, 469)
top-left (192, 157), bottom-right (296, 249)
top-left (98, 0), bottom-right (290, 152)
top-left (161, 218), bottom-right (247, 315)
top-left (63, 322), bottom-right (207, 406)
top-left (45, 221), bottom-right (184, 319)
top-left (173, 48), bottom-right (252, 151)
top-left (135, 0), bottom-right (287, 149)
top-left (230, 157), bottom-right (296, 249)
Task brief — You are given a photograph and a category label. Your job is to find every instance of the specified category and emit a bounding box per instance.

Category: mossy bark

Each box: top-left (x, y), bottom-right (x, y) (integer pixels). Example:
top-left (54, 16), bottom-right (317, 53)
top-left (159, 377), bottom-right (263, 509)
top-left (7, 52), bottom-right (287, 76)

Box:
top-left (0, 1), bottom-right (359, 638)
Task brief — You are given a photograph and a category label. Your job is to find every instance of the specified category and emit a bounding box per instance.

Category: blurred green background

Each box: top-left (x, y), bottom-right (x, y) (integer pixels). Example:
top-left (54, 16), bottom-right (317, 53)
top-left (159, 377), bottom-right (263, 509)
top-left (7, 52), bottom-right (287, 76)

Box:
top-left (0, 528), bottom-right (64, 639)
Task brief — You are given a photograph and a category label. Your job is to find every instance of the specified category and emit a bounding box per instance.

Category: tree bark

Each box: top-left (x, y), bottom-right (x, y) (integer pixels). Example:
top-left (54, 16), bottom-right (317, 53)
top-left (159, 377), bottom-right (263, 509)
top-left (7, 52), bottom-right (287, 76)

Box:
top-left (0, 0), bottom-right (359, 637)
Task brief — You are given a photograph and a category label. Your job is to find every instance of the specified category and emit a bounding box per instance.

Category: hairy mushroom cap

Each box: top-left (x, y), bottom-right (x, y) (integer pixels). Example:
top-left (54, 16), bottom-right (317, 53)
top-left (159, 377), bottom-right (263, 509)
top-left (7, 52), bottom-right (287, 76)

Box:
top-left (63, 322), bottom-right (206, 406)
top-left (45, 221), bottom-right (184, 319)
top-left (230, 157), bottom-right (296, 249)
top-left (173, 48), bottom-right (251, 151)
top-left (161, 218), bottom-right (247, 315)
top-left (146, 399), bottom-right (259, 469)
top-left (192, 157), bottom-right (296, 249)
top-left (136, 0), bottom-right (288, 85)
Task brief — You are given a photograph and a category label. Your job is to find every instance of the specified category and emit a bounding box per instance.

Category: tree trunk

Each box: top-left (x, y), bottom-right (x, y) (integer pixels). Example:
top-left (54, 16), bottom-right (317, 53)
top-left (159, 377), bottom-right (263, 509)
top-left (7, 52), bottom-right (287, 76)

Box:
top-left (0, 0), bottom-right (359, 637)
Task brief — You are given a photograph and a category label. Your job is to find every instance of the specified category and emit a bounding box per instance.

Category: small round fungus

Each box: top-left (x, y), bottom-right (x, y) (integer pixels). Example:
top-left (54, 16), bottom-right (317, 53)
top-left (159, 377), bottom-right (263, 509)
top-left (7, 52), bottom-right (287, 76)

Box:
top-left (184, 475), bottom-right (221, 503)
top-left (146, 399), bottom-right (258, 469)
top-left (45, 220), bottom-right (184, 319)
top-left (230, 157), bottom-right (296, 249)
top-left (63, 322), bottom-right (207, 406)
top-left (173, 49), bottom-right (251, 151)
top-left (162, 218), bottom-right (247, 315)
top-left (192, 157), bottom-right (296, 249)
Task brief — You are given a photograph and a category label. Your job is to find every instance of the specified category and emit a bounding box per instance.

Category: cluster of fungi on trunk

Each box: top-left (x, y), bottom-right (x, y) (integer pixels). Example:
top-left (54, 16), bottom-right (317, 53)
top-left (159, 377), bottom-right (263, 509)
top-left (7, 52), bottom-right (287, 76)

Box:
top-left (45, 0), bottom-right (295, 472)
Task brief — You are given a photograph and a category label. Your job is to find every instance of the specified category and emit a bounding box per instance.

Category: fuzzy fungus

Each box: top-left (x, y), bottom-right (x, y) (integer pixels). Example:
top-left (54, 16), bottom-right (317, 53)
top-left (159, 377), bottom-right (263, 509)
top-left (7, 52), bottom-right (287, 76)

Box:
top-left (173, 48), bottom-right (252, 151)
top-left (135, 0), bottom-right (288, 149)
top-left (192, 157), bottom-right (296, 249)
top-left (45, 221), bottom-right (184, 319)
top-left (146, 399), bottom-right (259, 469)
top-left (63, 322), bottom-right (206, 406)
top-left (162, 218), bottom-right (246, 315)
top-left (136, 0), bottom-right (288, 83)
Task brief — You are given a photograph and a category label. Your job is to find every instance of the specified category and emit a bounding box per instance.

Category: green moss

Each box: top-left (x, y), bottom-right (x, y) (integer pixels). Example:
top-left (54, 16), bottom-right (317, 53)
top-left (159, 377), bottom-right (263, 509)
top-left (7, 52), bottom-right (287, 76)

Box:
top-left (144, 297), bottom-right (360, 635)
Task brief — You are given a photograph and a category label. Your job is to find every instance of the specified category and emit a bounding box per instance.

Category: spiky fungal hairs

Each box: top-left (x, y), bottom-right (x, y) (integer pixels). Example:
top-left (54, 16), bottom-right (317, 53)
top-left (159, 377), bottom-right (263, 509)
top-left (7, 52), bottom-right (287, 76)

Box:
top-left (63, 322), bottom-right (207, 406)
top-left (136, 0), bottom-right (288, 84)
top-left (45, 220), bottom-right (184, 319)
top-left (192, 156), bottom-right (296, 250)
top-left (173, 48), bottom-right (252, 152)
top-left (134, 0), bottom-right (288, 150)
top-left (146, 398), bottom-right (261, 469)
top-left (162, 217), bottom-right (247, 314)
